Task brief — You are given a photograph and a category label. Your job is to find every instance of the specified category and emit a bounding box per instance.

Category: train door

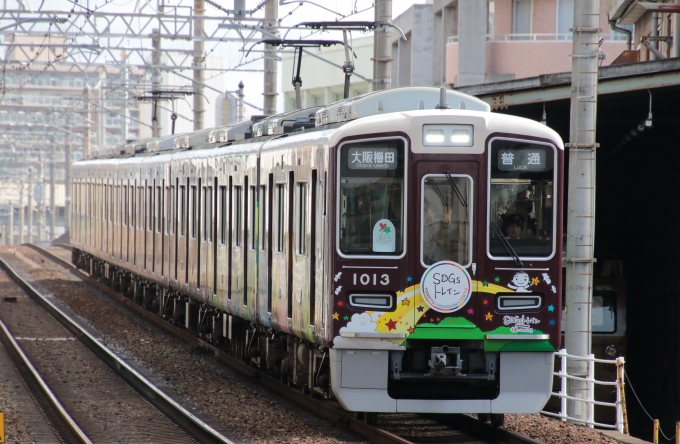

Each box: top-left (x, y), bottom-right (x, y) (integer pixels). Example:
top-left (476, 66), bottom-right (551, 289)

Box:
top-left (154, 177), bottom-right (163, 278)
top-left (415, 161), bottom-right (479, 325)
top-left (199, 173), bottom-right (211, 298)
top-left (188, 176), bottom-right (200, 292)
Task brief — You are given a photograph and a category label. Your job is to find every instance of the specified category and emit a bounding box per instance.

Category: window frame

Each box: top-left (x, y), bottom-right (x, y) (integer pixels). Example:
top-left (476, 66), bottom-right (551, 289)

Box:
top-left (486, 137), bottom-right (558, 262)
top-left (335, 136), bottom-right (408, 260)
top-left (420, 173), bottom-right (474, 268)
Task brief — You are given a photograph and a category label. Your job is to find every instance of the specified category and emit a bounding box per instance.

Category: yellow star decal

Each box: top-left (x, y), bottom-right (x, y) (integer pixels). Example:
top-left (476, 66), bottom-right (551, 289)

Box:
top-left (332, 312), bottom-right (339, 320)
top-left (531, 276), bottom-right (540, 286)
top-left (485, 312), bottom-right (493, 321)
top-left (401, 298), bottom-right (411, 306)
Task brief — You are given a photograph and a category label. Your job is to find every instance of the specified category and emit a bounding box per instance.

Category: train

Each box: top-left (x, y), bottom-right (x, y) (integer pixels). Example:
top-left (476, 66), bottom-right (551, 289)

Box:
top-left (70, 86), bottom-right (564, 426)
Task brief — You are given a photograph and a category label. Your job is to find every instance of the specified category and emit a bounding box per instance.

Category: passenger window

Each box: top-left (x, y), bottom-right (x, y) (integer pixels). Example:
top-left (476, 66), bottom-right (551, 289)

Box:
top-left (250, 185), bottom-right (256, 250)
top-left (234, 185), bottom-right (242, 247)
top-left (276, 183), bottom-right (285, 252)
top-left (205, 186), bottom-right (212, 242)
top-left (147, 186), bottom-right (152, 231)
top-left (156, 186), bottom-right (162, 233)
top-left (592, 291), bottom-right (617, 333)
top-left (179, 185), bottom-right (186, 236)
top-left (297, 182), bottom-right (308, 255)
top-left (259, 185), bottom-right (266, 251)
top-left (421, 174), bottom-right (472, 267)
top-left (488, 140), bottom-right (555, 258)
top-left (219, 185), bottom-right (227, 244)
top-left (191, 185), bottom-right (197, 239)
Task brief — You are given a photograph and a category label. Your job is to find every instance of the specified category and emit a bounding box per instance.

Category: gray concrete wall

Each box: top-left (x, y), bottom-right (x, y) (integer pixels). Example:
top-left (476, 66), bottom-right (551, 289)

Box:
top-left (457, 0), bottom-right (487, 87)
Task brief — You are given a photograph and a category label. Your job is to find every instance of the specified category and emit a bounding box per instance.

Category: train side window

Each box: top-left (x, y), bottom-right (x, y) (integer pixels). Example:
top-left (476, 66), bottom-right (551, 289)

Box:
top-left (179, 185), bottom-right (186, 236)
top-left (205, 186), bottom-right (212, 242)
top-left (250, 185), bottom-right (256, 250)
top-left (147, 186), bottom-right (153, 231)
top-left (122, 186), bottom-right (127, 226)
top-left (259, 185), bottom-right (266, 251)
top-left (138, 186), bottom-right (143, 229)
top-left (234, 185), bottom-right (242, 247)
top-left (202, 186), bottom-right (207, 241)
top-left (191, 185), bottom-right (197, 239)
top-left (166, 186), bottom-right (172, 234)
top-left (156, 186), bottom-right (162, 233)
top-left (488, 139), bottom-right (556, 259)
top-left (276, 183), bottom-right (285, 253)
top-left (297, 182), bottom-right (308, 255)
top-left (219, 185), bottom-right (227, 244)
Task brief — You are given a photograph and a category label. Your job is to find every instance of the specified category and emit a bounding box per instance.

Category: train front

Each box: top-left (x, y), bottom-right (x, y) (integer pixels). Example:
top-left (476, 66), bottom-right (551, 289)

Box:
top-left (327, 105), bottom-right (564, 416)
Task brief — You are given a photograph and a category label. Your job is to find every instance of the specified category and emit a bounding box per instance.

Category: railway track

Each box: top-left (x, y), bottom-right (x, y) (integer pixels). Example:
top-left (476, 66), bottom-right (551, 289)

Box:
top-left (17, 243), bottom-right (545, 444)
top-left (0, 250), bottom-right (239, 444)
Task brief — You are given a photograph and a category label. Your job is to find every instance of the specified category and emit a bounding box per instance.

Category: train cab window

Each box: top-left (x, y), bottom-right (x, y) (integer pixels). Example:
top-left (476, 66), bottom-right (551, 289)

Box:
top-left (488, 139), bottom-right (556, 259)
top-left (421, 174), bottom-right (472, 267)
top-left (592, 290), bottom-right (617, 334)
top-left (338, 139), bottom-right (405, 256)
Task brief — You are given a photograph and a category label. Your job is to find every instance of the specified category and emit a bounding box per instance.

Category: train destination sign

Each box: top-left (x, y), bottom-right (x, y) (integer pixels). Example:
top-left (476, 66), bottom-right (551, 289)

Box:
top-left (497, 147), bottom-right (548, 172)
top-left (347, 146), bottom-right (398, 170)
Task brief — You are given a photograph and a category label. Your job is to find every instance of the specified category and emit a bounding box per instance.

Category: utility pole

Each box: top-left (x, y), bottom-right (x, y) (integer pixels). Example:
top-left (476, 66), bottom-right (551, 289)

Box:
top-left (19, 180), bottom-right (24, 244)
top-left (152, 28), bottom-right (162, 137)
top-left (263, 0), bottom-right (278, 115)
top-left (98, 68), bottom-right (106, 148)
top-left (37, 160), bottom-right (43, 243)
top-left (193, 0), bottom-right (205, 130)
top-left (565, 0), bottom-right (600, 423)
top-left (237, 81), bottom-right (244, 121)
top-left (8, 201), bottom-right (13, 245)
top-left (50, 151), bottom-right (56, 241)
top-left (27, 167), bottom-right (33, 244)
top-left (373, 0), bottom-right (393, 91)
top-left (65, 142), bottom-right (71, 231)
top-left (121, 50), bottom-right (129, 141)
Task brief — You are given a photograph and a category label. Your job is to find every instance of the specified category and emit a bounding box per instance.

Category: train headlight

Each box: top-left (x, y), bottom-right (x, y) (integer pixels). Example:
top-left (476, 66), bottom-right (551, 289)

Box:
top-left (422, 124), bottom-right (473, 147)
top-left (606, 345), bottom-right (618, 358)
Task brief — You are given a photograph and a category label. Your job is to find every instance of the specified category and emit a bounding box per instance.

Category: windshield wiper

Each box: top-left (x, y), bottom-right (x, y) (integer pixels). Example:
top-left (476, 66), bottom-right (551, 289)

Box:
top-left (492, 223), bottom-right (523, 267)
top-left (443, 170), bottom-right (468, 209)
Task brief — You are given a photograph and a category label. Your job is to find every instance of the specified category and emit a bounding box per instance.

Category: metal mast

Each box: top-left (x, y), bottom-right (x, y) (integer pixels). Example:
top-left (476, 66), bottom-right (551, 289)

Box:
top-left (565, 0), bottom-right (600, 422)
top-left (263, 0), bottom-right (278, 115)
top-left (193, 0), bottom-right (205, 130)
top-left (373, 0), bottom-right (392, 91)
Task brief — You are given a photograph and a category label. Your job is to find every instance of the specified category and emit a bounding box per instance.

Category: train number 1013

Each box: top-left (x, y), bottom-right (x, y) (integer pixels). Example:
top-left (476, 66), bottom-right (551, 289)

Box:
top-left (353, 273), bottom-right (390, 286)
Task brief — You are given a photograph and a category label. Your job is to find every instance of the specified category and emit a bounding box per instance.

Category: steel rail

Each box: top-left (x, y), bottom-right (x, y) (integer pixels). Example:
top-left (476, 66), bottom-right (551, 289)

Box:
top-left (0, 318), bottom-right (93, 444)
top-left (0, 252), bottom-right (235, 444)
top-left (28, 244), bottom-right (544, 444)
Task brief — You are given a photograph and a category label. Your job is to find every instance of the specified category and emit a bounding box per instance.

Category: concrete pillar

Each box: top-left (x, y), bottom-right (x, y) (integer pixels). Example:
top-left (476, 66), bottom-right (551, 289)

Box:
top-left (27, 168), bottom-right (33, 244)
top-left (263, 0), bottom-right (278, 114)
top-left (193, 0), bottom-right (205, 130)
top-left (8, 201), bottom-right (13, 245)
top-left (372, 0), bottom-right (392, 91)
top-left (457, 0), bottom-right (487, 87)
top-left (37, 161), bottom-right (43, 243)
top-left (674, 0), bottom-right (680, 58)
top-left (19, 181), bottom-right (24, 244)
top-left (50, 152), bottom-right (56, 241)
top-left (152, 28), bottom-right (162, 137)
top-left (410, 5), bottom-right (434, 87)
top-left (65, 143), bottom-right (71, 231)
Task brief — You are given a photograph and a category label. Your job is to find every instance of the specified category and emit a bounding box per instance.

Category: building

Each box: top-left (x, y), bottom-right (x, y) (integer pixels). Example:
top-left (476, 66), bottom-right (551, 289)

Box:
top-left (0, 34), bottom-right (148, 243)
top-left (391, 0), bottom-right (630, 88)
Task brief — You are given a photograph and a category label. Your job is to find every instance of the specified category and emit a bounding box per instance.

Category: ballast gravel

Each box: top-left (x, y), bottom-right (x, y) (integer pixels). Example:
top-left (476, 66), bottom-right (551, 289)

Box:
top-left (5, 245), bottom-right (638, 444)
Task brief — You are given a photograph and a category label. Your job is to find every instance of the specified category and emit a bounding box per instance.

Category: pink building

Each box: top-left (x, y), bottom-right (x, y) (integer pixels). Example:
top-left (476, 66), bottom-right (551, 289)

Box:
top-left (442, 0), bottom-right (629, 87)
top-left (392, 0), bottom-right (633, 87)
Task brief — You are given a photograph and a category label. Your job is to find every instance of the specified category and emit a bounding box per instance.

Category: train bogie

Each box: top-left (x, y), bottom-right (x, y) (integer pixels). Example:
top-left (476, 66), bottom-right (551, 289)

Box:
top-left (71, 87), bottom-right (564, 417)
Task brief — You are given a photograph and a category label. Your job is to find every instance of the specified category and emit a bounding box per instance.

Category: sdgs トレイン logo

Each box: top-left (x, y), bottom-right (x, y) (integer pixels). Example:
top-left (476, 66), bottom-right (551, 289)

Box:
top-left (420, 261), bottom-right (472, 313)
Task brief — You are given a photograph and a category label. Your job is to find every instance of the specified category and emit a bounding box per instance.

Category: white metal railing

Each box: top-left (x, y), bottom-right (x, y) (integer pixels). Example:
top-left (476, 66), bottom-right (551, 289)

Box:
top-left (541, 349), bottom-right (626, 433)
top-left (446, 33), bottom-right (629, 44)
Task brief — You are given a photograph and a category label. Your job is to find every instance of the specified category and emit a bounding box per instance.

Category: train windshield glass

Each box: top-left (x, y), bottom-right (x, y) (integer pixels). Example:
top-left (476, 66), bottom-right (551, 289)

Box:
top-left (488, 139), bottom-right (555, 258)
top-left (338, 139), bottom-right (405, 256)
top-left (421, 175), bottom-right (472, 267)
